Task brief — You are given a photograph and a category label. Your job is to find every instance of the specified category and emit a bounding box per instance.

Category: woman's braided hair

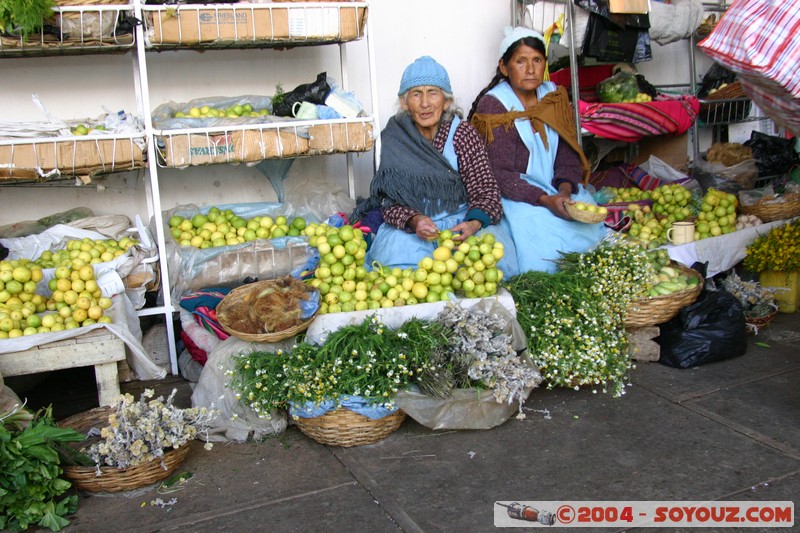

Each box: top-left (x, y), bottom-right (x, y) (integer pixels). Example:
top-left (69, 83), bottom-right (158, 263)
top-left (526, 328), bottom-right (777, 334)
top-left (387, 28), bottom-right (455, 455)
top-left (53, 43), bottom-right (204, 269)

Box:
top-left (467, 35), bottom-right (547, 121)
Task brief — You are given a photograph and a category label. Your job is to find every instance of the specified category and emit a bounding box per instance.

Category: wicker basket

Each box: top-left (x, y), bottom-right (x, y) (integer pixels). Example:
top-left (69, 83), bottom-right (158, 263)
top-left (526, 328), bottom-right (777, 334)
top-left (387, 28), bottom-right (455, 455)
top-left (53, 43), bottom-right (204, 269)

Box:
top-left (745, 309), bottom-right (778, 333)
top-left (58, 407), bottom-right (191, 493)
top-left (293, 408), bottom-right (406, 447)
top-left (566, 202), bottom-right (606, 224)
top-left (699, 81), bottom-right (751, 123)
top-left (216, 278), bottom-right (318, 342)
top-left (740, 194), bottom-right (800, 222)
top-left (625, 265), bottom-right (704, 328)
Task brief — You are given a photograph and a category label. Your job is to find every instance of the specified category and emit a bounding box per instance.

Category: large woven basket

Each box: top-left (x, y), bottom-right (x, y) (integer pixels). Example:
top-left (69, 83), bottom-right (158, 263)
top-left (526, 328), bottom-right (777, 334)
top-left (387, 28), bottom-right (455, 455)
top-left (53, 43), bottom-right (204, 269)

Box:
top-left (565, 202), bottom-right (606, 224)
top-left (740, 194), bottom-right (800, 222)
top-left (216, 278), bottom-right (317, 342)
top-left (58, 407), bottom-right (191, 493)
top-left (625, 265), bottom-right (704, 328)
top-left (293, 408), bottom-right (406, 447)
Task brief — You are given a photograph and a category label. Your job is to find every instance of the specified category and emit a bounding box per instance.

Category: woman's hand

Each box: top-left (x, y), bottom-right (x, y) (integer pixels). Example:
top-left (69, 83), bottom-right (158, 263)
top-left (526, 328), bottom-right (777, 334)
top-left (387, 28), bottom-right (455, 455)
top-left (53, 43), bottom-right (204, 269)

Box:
top-left (410, 214), bottom-right (440, 241)
top-left (451, 219), bottom-right (482, 241)
top-left (539, 193), bottom-right (573, 220)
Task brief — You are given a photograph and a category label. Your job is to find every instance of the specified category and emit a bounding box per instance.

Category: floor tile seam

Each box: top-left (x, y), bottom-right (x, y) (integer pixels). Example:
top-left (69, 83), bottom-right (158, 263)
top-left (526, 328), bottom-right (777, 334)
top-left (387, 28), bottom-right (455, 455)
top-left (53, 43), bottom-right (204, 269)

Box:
top-left (113, 480), bottom-right (359, 533)
top-left (332, 447), bottom-right (425, 533)
top-left (679, 402), bottom-right (800, 461)
top-left (714, 468), bottom-right (800, 501)
top-left (634, 366), bottom-right (800, 404)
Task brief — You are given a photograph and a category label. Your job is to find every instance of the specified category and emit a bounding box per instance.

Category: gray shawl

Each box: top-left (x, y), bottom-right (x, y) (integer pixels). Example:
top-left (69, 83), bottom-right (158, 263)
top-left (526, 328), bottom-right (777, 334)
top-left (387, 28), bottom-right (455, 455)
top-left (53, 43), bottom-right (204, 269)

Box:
top-left (366, 113), bottom-right (468, 217)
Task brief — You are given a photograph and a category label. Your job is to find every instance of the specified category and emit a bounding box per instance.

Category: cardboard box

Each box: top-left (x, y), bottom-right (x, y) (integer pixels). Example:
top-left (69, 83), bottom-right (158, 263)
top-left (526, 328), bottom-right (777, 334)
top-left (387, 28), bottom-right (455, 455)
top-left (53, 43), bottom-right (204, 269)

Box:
top-left (609, 0), bottom-right (650, 14)
top-left (308, 122), bottom-right (373, 154)
top-left (0, 137), bottom-right (145, 181)
top-left (145, 5), bottom-right (367, 46)
top-left (158, 128), bottom-right (309, 167)
top-left (631, 133), bottom-right (689, 173)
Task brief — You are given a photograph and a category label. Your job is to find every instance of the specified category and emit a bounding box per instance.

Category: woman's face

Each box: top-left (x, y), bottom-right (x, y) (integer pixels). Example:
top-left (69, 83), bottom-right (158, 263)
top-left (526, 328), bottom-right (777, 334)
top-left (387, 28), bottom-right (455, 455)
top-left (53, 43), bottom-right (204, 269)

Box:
top-left (402, 86), bottom-right (450, 137)
top-left (500, 43), bottom-right (546, 94)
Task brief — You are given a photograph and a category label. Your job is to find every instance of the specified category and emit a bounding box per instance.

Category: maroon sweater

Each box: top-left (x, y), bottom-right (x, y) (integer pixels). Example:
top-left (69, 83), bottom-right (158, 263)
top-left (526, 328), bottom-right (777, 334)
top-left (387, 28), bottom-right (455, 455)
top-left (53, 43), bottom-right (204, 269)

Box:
top-left (383, 119), bottom-right (503, 231)
top-left (474, 94), bottom-right (583, 206)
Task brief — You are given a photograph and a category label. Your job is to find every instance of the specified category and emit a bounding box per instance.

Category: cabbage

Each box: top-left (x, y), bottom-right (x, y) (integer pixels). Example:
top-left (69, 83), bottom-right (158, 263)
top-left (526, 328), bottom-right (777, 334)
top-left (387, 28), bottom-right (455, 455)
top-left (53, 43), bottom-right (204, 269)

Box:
top-left (597, 72), bottom-right (640, 103)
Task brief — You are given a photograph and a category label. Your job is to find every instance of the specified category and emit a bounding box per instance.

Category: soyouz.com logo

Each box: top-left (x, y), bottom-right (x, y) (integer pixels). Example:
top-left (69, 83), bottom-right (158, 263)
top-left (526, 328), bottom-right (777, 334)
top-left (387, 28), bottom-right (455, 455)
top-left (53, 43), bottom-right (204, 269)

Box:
top-left (494, 501), bottom-right (794, 528)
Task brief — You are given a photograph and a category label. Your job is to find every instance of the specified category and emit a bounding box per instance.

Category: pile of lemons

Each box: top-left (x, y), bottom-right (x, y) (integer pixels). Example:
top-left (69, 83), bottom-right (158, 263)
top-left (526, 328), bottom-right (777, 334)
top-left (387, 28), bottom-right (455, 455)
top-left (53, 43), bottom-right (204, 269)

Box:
top-left (306, 225), bottom-right (505, 314)
top-left (0, 259), bottom-right (112, 339)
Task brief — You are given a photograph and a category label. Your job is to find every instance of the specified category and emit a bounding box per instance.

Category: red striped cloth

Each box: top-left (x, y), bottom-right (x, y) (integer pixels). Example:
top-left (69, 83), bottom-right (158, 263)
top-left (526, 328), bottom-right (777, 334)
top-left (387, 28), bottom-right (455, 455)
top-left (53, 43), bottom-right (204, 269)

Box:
top-left (577, 95), bottom-right (699, 142)
top-left (698, 0), bottom-right (800, 135)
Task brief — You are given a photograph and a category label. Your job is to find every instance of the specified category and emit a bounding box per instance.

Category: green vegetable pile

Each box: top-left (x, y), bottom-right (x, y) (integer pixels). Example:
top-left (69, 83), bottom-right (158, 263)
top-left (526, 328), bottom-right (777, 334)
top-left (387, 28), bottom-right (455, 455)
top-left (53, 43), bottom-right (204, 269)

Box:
top-left (0, 405), bottom-right (85, 532)
top-left (0, 0), bottom-right (56, 40)
top-left (230, 315), bottom-right (446, 417)
top-left (507, 237), bottom-right (654, 396)
top-left (597, 71), bottom-right (640, 104)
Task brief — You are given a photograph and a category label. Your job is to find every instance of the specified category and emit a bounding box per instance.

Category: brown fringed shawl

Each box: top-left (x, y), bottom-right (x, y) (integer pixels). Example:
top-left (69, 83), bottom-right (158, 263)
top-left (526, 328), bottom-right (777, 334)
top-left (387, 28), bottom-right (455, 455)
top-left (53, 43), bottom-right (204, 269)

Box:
top-left (470, 85), bottom-right (591, 184)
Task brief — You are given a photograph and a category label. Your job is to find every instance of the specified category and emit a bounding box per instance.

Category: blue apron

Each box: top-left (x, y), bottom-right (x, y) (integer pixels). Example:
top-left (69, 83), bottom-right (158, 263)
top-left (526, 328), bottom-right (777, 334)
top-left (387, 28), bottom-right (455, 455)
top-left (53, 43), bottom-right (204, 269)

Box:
top-left (367, 116), bottom-right (518, 275)
top-left (489, 81), bottom-right (606, 273)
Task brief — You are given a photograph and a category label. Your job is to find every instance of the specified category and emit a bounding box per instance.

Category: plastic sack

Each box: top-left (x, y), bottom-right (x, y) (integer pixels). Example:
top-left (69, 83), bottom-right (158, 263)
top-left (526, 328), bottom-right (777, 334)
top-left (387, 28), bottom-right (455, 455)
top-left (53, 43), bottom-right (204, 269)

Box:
top-left (580, 7), bottom-right (651, 64)
top-left (657, 288), bottom-right (747, 369)
top-left (744, 131), bottom-right (800, 177)
top-left (692, 153), bottom-right (758, 194)
top-left (0, 207), bottom-right (94, 238)
top-left (191, 335), bottom-right (290, 442)
top-left (272, 72), bottom-right (332, 118)
top-left (162, 202), bottom-right (318, 301)
top-left (597, 71), bottom-right (640, 103)
top-left (151, 95), bottom-right (278, 130)
top-left (697, 63), bottom-right (738, 99)
top-left (394, 298), bottom-right (541, 431)
top-left (0, 371), bottom-right (24, 420)
top-left (0, 222), bottom-right (153, 301)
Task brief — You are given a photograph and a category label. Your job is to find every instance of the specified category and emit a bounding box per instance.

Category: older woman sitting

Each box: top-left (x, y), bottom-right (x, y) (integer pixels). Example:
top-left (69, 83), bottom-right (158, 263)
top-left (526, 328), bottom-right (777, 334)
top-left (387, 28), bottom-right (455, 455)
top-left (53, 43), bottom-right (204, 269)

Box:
top-left (358, 56), bottom-right (518, 275)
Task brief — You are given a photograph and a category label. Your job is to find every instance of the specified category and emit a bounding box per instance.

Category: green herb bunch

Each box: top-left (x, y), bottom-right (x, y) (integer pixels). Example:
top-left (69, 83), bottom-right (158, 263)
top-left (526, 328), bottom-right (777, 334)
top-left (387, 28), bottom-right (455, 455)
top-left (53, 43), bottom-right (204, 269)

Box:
top-left (556, 235), bottom-right (656, 317)
top-left (0, 405), bottom-right (84, 532)
top-left (271, 83), bottom-right (286, 110)
top-left (508, 237), bottom-right (651, 397)
top-left (230, 315), bottom-right (447, 418)
top-left (0, 0), bottom-right (56, 40)
top-left (743, 220), bottom-right (800, 273)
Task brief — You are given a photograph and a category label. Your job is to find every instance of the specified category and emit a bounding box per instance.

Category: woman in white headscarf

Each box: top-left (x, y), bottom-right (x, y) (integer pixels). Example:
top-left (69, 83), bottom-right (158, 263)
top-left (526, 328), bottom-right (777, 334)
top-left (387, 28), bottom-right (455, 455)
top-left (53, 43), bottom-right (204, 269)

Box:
top-left (470, 27), bottom-right (606, 273)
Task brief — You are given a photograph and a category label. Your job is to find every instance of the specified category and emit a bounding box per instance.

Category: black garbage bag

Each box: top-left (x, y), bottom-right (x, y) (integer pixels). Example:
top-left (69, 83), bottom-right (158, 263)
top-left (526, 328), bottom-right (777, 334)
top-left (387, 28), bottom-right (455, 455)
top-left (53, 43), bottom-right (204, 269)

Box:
top-left (697, 63), bottom-right (737, 98)
top-left (744, 130), bottom-right (800, 177)
top-left (657, 286), bottom-right (747, 369)
top-left (272, 72), bottom-right (332, 118)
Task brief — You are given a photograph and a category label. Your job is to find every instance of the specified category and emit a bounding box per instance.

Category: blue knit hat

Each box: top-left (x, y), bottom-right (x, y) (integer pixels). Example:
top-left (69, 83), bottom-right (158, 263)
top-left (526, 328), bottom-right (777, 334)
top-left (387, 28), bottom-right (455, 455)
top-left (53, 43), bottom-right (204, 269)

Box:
top-left (397, 56), bottom-right (452, 96)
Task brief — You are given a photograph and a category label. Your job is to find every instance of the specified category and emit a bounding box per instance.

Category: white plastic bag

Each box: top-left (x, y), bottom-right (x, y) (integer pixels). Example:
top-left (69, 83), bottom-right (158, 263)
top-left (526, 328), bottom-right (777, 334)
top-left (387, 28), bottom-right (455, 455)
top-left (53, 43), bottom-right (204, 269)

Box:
top-left (191, 336), bottom-right (290, 442)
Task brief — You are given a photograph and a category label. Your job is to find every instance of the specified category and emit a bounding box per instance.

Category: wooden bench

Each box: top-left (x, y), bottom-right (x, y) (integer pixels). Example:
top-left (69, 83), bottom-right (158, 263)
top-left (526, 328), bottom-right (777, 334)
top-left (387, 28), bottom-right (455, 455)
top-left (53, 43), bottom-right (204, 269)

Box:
top-left (0, 329), bottom-right (126, 406)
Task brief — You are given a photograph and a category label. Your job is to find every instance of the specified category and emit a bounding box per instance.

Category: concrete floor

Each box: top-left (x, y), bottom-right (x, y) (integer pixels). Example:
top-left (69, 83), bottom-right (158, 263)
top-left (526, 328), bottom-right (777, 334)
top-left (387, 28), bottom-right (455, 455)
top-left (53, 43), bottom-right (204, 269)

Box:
top-left (23, 311), bottom-right (800, 532)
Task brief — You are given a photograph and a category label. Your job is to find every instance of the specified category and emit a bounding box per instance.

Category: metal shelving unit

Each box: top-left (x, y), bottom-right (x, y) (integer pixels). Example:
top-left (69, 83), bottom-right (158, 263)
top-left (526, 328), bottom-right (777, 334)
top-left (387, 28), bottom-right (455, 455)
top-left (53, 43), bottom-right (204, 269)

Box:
top-left (1, 1), bottom-right (379, 376)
